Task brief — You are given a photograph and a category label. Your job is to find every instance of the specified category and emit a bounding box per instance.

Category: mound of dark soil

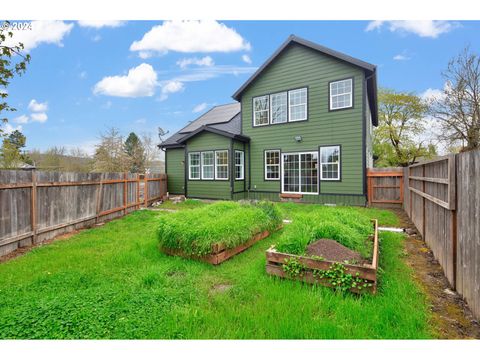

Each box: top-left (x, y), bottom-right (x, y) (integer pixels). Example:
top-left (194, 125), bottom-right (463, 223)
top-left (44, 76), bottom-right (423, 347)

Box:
top-left (306, 239), bottom-right (364, 264)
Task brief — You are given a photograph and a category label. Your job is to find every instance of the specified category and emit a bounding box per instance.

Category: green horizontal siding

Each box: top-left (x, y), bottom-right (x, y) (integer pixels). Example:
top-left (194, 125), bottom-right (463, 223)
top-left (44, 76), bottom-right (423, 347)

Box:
top-left (166, 148), bottom-right (185, 194)
top-left (186, 131), bottom-right (232, 199)
top-left (241, 43), bottom-right (366, 197)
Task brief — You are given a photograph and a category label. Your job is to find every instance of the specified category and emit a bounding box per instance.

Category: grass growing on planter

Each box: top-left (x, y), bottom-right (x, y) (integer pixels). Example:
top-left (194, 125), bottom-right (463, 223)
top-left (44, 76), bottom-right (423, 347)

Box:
top-left (155, 199), bottom-right (206, 210)
top-left (275, 206), bottom-right (374, 258)
top-left (158, 201), bottom-right (282, 256)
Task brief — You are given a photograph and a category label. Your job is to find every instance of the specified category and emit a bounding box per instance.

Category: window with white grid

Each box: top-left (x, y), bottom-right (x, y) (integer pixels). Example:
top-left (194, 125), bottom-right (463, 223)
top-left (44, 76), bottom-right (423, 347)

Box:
top-left (253, 95), bottom-right (269, 126)
top-left (329, 79), bottom-right (352, 110)
top-left (215, 150), bottom-right (229, 180)
top-left (188, 152), bottom-right (200, 180)
top-left (320, 146), bottom-right (340, 180)
top-left (235, 150), bottom-right (244, 180)
top-left (288, 88), bottom-right (307, 121)
top-left (265, 150), bottom-right (280, 180)
top-left (201, 151), bottom-right (214, 180)
top-left (270, 92), bottom-right (287, 124)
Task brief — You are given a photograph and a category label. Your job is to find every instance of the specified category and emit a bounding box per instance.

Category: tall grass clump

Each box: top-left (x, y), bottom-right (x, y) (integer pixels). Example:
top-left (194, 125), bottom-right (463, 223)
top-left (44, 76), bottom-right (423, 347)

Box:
top-left (157, 201), bottom-right (282, 256)
top-left (275, 207), bottom-right (373, 258)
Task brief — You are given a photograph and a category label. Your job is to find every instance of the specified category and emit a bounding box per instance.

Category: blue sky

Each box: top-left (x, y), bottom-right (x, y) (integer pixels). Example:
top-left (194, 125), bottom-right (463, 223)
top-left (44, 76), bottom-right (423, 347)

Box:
top-left (3, 20), bottom-right (480, 155)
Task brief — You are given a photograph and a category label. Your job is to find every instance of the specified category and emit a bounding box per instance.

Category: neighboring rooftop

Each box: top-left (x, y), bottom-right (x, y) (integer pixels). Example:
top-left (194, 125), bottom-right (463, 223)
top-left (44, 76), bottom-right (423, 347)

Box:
top-left (159, 103), bottom-right (246, 148)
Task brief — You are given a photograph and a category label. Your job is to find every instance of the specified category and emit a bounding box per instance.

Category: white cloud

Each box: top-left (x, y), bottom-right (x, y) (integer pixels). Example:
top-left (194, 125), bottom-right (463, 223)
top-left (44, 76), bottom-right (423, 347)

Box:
top-left (93, 63), bottom-right (158, 98)
top-left (192, 102), bottom-right (208, 113)
top-left (30, 112), bottom-right (48, 123)
top-left (92, 35), bottom-right (102, 42)
top-left (78, 20), bottom-right (125, 28)
top-left (0, 88), bottom-right (7, 95)
top-left (2, 123), bottom-right (22, 134)
top-left (242, 54), bottom-right (252, 64)
top-left (159, 80), bottom-right (184, 101)
top-left (2, 21), bottom-right (73, 51)
top-left (393, 54), bottom-right (410, 61)
top-left (177, 56), bottom-right (214, 69)
top-left (366, 20), bottom-right (456, 38)
top-left (28, 99), bottom-right (48, 112)
top-left (420, 87), bottom-right (446, 101)
top-left (172, 65), bottom-right (257, 83)
top-left (130, 20), bottom-right (251, 56)
top-left (13, 114), bottom-right (29, 124)
top-left (135, 118), bottom-right (147, 124)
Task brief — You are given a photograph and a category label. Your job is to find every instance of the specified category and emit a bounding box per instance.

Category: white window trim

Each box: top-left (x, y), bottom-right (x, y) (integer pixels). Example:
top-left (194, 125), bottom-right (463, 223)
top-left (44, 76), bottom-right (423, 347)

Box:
top-left (329, 79), bottom-right (353, 111)
top-left (270, 91), bottom-right (288, 124)
top-left (281, 151), bottom-right (319, 195)
top-left (264, 150), bottom-right (280, 180)
top-left (320, 146), bottom-right (341, 181)
top-left (288, 88), bottom-right (308, 122)
top-left (215, 150), bottom-right (229, 180)
top-left (201, 151), bottom-right (214, 180)
top-left (188, 152), bottom-right (201, 180)
top-left (235, 150), bottom-right (245, 180)
top-left (253, 95), bottom-right (269, 127)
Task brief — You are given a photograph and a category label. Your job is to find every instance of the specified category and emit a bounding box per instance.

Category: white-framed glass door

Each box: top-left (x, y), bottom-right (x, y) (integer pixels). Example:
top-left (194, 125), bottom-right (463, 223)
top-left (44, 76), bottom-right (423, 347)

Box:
top-left (281, 152), bottom-right (318, 194)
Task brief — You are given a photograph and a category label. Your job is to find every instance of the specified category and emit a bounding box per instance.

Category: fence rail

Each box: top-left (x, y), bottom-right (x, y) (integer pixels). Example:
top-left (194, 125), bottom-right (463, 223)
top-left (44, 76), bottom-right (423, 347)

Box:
top-left (0, 170), bottom-right (167, 256)
top-left (367, 168), bottom-right (404, 205)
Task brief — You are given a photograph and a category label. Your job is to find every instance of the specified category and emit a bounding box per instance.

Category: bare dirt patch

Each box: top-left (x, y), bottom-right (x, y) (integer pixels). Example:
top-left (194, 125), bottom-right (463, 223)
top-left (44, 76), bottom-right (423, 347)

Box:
top-left (391, 208), bottom-right (480, 339)
top-left (306, 239), bottom-right (365, 264)
top-left (209, 283), bottom-right (233, 295)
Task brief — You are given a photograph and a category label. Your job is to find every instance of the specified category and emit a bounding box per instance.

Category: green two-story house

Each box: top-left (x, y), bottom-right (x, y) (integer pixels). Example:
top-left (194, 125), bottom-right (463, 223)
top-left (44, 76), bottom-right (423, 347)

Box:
top-left (159, 35), bottom-right (378, 206)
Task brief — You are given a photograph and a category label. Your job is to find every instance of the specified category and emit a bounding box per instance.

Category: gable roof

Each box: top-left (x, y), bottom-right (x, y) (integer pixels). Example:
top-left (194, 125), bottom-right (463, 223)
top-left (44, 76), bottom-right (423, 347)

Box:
top-left (232, 34), bottom-right (378, 126)
top-left (159, 103), bottom-right (248, 149)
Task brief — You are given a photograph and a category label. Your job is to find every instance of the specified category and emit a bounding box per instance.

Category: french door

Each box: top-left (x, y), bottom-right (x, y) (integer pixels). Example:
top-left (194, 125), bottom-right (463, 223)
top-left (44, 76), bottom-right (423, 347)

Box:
top-left (282, 152), bottom-right (319, 194)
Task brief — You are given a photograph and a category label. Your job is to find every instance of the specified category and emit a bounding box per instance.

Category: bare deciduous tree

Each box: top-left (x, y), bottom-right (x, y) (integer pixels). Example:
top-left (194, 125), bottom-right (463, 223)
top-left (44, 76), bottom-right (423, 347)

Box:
top-left (430, 47), bottom-right (480, 151)
top-left (93, 127), bottom-right (131, 172)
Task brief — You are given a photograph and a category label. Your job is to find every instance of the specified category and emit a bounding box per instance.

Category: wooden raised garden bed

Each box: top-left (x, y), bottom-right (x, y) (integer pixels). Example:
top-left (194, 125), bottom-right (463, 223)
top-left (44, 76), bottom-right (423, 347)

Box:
top-left (266, 219), bottom-right (379, 294)
top-left (162, 227), bottom-right (279, 265)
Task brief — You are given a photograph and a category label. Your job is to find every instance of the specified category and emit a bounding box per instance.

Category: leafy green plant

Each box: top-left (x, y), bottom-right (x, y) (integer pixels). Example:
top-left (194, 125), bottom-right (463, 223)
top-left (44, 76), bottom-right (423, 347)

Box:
top-left (157, 201), bottom-right (282, 256)
top-left (313, 262), bottom-right (373, 292)
top-left (282, 258), bottom-right (306, 278)
top-left (275, 206), bottom-right (374, 258)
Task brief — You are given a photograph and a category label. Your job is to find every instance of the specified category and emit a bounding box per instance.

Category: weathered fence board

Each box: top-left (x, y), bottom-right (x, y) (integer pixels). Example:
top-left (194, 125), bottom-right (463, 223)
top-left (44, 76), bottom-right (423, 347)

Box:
top-left (0, 170), bottom-right (167, 256)
top-left (367, 167), bottom-right (403, 206)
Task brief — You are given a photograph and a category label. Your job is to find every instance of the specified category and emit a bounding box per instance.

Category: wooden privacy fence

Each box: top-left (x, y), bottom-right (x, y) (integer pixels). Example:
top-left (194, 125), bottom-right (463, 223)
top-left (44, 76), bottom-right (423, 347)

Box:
top-left (0, 170), bottom-right (167, 256)
top-left (367, 167), bottom-right (404, 205)
top-left (402, 151), bottom-right (480, 320)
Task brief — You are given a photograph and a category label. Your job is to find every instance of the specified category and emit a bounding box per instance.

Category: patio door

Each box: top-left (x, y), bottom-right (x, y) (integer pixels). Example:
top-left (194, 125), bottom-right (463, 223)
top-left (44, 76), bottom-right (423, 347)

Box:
top-left (282, 152), bottom-right (319, 194)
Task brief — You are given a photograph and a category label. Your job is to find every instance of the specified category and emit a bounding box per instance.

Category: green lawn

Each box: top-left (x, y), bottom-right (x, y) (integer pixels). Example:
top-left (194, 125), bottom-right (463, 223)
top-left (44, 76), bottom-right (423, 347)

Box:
top-left (0, 203), bottom-right (431, 339)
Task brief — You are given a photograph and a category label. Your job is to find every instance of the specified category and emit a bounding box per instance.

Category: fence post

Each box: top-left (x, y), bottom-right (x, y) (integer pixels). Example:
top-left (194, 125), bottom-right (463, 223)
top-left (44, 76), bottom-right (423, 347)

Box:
top-left (136, 173), bottom-right (140, 209)
top-left (123, 172), bottom-right (127, 215)
top-left (144, 175), bottom-right (148, 208)
top-left (31, 170), bottom-right (37, 244)
top-left (95, 174), bottom-right (103, 223)
top-left (450, 155), bottom-right (457, 290)
top-left (422, 164), bottom-right (426, 239)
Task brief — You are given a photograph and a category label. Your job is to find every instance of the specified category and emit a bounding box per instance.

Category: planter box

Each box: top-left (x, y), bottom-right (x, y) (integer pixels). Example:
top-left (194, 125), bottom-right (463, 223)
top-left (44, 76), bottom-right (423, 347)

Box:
top-left (266, 219), bottom-right (379, 294)
top-left (161, 227), bottom-right (279, 265)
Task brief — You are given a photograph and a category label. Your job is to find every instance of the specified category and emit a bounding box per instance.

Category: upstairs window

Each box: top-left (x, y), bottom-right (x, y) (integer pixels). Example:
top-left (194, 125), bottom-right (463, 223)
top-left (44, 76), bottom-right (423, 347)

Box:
top-left (330, 79), bottom-right (353, 110)
top-left (188, 152), bottom-right (200, 180)
top-left (201, 151), bottom-right (214, 180)
top-left (320, 146), bottom-right (341, 180)
top-left (215, 150), bottom-right (229, 180)
top-left (270, 92), bottom-right (287, 124)
top-left (253, 95), bottom-right (269, 126)
top-left (288, 88), bottom-right (308, 121)
top-left (265, 150), bottom-right (280, 180)
top-left (235, 150), bottom-right (244, 180)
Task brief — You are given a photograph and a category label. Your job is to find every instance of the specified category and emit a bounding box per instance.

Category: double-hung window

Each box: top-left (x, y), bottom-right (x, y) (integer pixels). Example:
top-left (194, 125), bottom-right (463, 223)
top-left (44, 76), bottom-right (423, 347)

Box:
top-left (270, 92), bottom-right (287, 124)
top-left (215, 150), bottom-right (229, 180)
top-left (329, 79), bottom-right (353, 110)
top-left (201, 151), bottom-right (214, 180)
top-left (288, 88), bottom-right (308, 121)
top-left (265, 150), bottom-right (280, 180)
top-left (188, 152), bottom-right (200, 180)
top-left (235, 150), bottom-right (244, 180)
top-left (320, 146), bottom-right (341, 180)
top-left (253, 95), bottom-right (269, 126)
